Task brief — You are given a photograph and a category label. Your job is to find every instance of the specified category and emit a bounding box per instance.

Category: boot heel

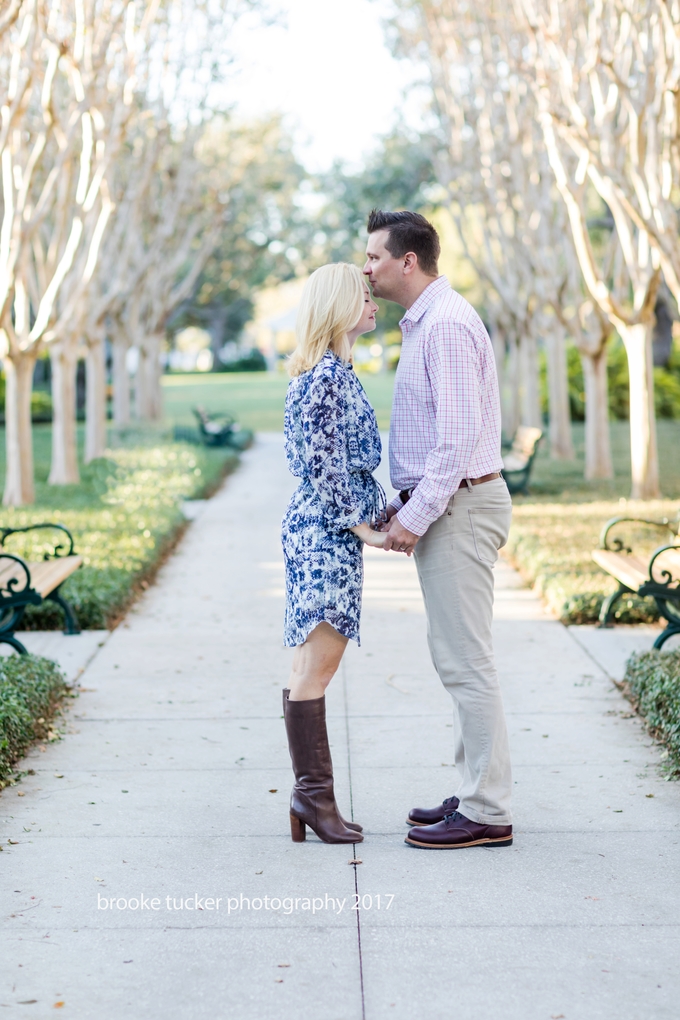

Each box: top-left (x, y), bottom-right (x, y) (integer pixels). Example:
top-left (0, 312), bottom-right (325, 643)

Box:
top-left (290, 812), bottom-right (306, 842)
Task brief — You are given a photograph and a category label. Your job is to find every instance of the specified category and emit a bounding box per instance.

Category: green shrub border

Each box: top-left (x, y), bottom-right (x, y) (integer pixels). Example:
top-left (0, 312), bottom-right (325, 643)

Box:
top-left (621, 649), bottom-right (680, 776)
top-left (0, 654), bottom-right (70, 789)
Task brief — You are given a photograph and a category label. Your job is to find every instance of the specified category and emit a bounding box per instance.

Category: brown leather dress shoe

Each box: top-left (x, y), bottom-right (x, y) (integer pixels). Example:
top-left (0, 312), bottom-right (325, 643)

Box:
top-left (405, 811), bottom-right (513, 849)
top-left (406, 795), bottom-right (459, 826)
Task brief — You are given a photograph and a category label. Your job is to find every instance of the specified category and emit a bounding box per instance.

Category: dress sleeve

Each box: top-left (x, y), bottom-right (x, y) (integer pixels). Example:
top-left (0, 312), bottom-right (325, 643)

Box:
top-left (300, 367), bottom-right (366, 534)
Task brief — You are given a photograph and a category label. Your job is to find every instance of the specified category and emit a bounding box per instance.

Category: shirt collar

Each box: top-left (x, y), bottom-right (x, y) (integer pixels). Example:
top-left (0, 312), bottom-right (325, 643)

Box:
top-left (400, 275), bottom-right (450, 326)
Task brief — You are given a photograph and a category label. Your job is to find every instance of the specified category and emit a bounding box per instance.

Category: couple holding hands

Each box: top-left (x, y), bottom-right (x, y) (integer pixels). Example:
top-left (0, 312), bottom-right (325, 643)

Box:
top-left (280, 210), bottom-right (513, 850)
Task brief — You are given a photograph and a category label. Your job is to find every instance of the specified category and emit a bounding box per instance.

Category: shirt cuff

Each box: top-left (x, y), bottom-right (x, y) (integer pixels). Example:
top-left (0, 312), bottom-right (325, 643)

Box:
top-left (395, 502), bottom-right (430, 536)
top-left (396, 487), bottom-right (449, 536)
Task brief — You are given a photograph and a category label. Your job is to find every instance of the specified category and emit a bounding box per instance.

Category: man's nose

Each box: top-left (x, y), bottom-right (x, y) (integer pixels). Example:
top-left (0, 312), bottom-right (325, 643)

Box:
top-left (362, 260), bottom-right (371, 275)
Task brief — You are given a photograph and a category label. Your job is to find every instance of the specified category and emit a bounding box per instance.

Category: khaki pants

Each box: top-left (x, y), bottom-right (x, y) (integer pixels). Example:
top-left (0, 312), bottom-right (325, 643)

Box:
top-left (413, 478), bottom-right (513, 824)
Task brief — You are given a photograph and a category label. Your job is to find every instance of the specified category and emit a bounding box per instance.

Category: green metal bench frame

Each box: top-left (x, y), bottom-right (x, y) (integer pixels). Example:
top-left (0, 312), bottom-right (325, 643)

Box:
top-left (501, 428), bottom-right (543, 496)
top-left (597, 513), bottom-right (680, 650)
top-left (0, 523), bottom-right (81, 654)
top-left (192, 407), bottom-right (253, 450)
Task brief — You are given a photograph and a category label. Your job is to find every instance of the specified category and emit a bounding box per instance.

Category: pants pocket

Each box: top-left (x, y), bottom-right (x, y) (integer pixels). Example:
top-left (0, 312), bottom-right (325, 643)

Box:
top-left (468, 508), bottom-right (512, 566)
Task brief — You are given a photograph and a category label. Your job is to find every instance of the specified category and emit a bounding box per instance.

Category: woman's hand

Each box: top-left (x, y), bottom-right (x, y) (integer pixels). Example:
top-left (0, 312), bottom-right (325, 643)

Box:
top-left (373, 504), bottom-right (398, 532)
top-left (350, 521), bottom-right (387, 548)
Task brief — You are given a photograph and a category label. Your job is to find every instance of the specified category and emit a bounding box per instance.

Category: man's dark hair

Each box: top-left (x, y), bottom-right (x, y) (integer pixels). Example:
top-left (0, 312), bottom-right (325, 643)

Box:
top-left (367, 209), bottom-right (440, 276)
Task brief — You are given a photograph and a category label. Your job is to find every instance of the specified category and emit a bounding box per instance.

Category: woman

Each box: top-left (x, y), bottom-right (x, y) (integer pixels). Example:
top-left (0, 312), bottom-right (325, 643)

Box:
top-left (281, 263), bottom-right (385, 845)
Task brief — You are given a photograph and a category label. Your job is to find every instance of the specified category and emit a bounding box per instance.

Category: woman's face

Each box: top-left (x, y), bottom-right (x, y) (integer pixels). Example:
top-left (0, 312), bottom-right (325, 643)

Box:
top-left (348, 285), bottom-right (378, 345)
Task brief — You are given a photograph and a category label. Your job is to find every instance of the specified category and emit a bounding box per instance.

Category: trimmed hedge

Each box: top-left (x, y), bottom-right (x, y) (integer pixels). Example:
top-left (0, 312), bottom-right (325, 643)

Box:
top-left (623, 649), bottom-right (680, 774)
top-left (506, 499), bottom-right (679, 624)
top-left (0, 441), bottom-right (238, 629)
top-left (0, 654), bottom-right (68, 788)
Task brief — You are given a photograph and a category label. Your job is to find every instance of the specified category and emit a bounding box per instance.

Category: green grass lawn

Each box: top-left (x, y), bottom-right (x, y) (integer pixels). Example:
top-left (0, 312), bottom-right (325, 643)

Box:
top-left (518, 420), bottom-right (680, 501)
top-left (0, 424), bottom-right (119, 510)
top-left (506, 420), bottom-right (680, 624)
top-left (162, 373), bottom-right (680, 498)
top-left (162, 370), bottom-right (397, 430)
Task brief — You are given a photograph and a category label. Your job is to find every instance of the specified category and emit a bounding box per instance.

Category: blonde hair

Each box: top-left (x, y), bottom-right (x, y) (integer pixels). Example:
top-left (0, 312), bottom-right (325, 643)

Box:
top-left (287, 263), bottom-right (365, 377)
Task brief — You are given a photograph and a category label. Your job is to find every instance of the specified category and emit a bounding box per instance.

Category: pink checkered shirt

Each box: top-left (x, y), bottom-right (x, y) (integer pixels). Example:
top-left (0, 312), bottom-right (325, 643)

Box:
top-left (390, 276), bottom-right (504, 536)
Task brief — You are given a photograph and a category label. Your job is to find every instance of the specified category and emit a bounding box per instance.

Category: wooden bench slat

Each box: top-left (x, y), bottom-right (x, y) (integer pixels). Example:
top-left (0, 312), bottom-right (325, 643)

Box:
top-left (511, 425), bottom-right (543, 458)
top-left (503, 452), bottom-right (529, 472)
top-left (592, 520), bottom-right (680, 649)
top-left (27, 556), bottom-right (82, 597)
top-left (591, 550), bottom-right (649, 590)
top-left (0, 524), bottom-right (81, 649)
top-left (0, 555), bottom-right (82, 598)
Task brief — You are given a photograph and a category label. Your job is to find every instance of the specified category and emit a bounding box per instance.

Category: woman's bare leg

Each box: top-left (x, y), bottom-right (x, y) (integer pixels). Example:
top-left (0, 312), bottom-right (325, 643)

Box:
top-left (288, 622), bottom-right (349, 701)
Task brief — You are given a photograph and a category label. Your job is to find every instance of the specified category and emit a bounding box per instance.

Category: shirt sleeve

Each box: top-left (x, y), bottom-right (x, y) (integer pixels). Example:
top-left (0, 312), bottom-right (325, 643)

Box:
top-left (396, 321), bottom-right (481, 536)
top-left (300, 368), bottom-right (366, 534)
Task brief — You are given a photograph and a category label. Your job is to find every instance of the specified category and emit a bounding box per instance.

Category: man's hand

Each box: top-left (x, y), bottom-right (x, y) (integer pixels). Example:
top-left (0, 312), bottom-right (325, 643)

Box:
top-left (382, 515), bottom-right (419, 556)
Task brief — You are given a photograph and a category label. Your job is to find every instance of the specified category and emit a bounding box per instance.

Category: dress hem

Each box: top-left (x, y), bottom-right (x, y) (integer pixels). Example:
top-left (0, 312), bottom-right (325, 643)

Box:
top-left (283, 615), bottom-right (360, 649)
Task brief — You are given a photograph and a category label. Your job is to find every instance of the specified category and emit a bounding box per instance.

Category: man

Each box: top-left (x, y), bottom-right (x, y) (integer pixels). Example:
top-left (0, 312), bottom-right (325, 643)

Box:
top-left (364, 209), bottom-right (513, 850)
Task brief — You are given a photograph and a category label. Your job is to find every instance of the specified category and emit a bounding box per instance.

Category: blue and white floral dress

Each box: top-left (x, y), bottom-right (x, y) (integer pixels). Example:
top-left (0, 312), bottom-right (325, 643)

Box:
top-left (282, 351), bottom-right (385, 647)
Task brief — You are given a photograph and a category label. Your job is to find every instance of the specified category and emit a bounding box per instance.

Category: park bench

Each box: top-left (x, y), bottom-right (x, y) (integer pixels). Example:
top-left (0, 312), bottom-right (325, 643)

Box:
top-left (0, 524), bottom-right (82, 654)
top-left (592, 512), bottom-right (680, 650)
top-left (192, 407), bottom-right (253, 451)
top-left (501, 425), bottom-right (543, 495)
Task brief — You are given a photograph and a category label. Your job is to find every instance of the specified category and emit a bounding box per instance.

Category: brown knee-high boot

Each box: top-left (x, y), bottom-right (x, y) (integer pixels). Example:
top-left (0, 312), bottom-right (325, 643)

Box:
top-left (283, 690), bottom-right (363, 844)
top-left (283, 690), bottom-right (362, 833)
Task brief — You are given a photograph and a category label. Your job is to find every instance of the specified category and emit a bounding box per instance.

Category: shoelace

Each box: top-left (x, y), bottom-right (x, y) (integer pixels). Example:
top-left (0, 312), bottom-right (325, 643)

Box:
top-left (442, 796), bottom-right (457, 808)
top-left (443, 811), bottom-right (463, 827)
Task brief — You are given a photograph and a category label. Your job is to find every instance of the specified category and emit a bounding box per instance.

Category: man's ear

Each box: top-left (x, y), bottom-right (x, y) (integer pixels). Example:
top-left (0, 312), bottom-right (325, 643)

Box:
top-left (402, 252), bottom-right (418, 274)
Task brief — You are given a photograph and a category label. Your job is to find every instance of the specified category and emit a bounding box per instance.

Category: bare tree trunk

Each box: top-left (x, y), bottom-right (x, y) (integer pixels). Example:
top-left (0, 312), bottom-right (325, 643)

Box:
top-left (545, 327), bottom-right (575, 460)
top-left (580, 349), bottom-right (614, 480)
top-left (148, 332), bottom-right (164, 421)
top-left (85, 332), bottom-right (107, 463)
top-left (619, 321), bottom-right (660, 499)
top-left (504, 335), bottom-right (521, 438)
top-left (49, 343), bottom-right (80, 485)
top-left (135, 345), bottom-right (150, 421)
top-left (136, 334), bottom-right (163, 422)
top-left (490, 322), bottom-right (505, 394)
top-left (112, 338), bottom-right (131, 426)
top-left (3, 352), bottom-right (37, 506)
top-left (490, 323), bottom-right (510, 439)
top-left (519, 332), bottom-right (542, 428)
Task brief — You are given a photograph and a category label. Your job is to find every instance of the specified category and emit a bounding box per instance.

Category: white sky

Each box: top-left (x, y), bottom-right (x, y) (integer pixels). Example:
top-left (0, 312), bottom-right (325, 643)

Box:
top-left (226, 0), bottom-right (423, 172)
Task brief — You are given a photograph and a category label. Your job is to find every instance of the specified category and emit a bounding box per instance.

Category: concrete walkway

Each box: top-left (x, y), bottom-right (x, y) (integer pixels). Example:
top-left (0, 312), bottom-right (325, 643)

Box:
top-left (2, 434), bottom-right (679, 1020)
